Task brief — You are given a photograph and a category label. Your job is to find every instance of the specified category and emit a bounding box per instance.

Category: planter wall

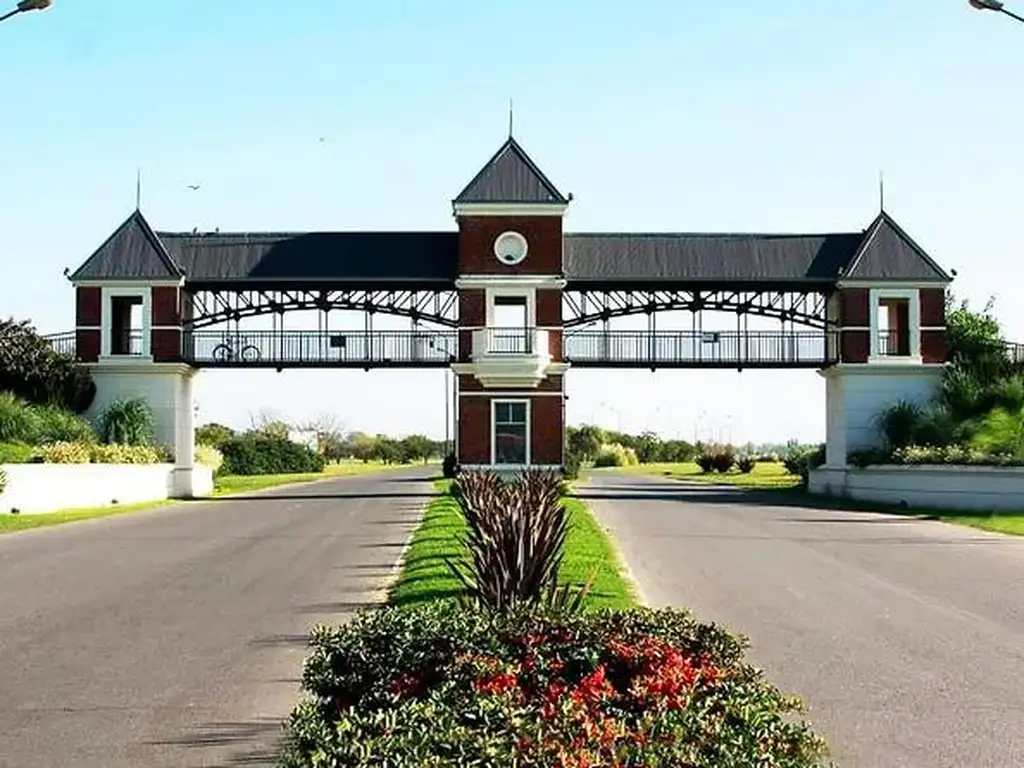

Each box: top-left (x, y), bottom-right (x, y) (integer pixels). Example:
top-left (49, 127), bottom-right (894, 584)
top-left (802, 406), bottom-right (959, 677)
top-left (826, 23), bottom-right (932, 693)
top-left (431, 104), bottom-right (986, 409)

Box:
top-left (809, 464), bottom-right (1024, 512)
top-left (0, 463), bottom-right (214, 514)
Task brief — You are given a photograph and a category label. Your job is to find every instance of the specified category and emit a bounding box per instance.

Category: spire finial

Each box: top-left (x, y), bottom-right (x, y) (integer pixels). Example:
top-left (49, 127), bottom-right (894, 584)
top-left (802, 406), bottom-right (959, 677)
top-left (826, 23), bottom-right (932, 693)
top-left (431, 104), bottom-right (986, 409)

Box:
top-left (878, 169), bottom-right (885, 213)
top-left (135, 167), bottom-right (142, 210)
top-left (508, 98), bottom-right (514, 138)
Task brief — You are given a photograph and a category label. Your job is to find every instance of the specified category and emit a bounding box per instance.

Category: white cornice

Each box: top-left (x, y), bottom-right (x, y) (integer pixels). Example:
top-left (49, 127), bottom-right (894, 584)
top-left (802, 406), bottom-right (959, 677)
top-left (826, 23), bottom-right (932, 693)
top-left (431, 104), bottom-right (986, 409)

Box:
top-left (836, 280), bottom-right (947, 290)
top-left (74, 278), bottom-right (185, 288)
top-left (456, 275), bottom-right (566, 289)
top-left (453, 202), bottom-right (568, 218)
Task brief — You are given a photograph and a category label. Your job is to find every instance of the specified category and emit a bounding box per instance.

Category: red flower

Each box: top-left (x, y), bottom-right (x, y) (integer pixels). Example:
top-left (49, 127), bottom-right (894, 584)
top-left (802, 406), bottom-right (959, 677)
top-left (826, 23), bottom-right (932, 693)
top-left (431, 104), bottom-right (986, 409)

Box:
top-left (474, 671), bottom-right (519, 696)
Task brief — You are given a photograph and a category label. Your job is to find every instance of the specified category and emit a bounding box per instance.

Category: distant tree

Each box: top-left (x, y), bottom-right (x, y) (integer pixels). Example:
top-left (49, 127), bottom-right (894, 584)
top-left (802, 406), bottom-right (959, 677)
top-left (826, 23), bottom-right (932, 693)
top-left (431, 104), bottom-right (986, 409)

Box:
top-left (195, 422), bottom-right (235, 449)
top-left (301, 412), bottom-right (348, 460)
top-left (399, 434), bottom-right (435, 463)
top-left (567, 424), bottom-right (604, 461)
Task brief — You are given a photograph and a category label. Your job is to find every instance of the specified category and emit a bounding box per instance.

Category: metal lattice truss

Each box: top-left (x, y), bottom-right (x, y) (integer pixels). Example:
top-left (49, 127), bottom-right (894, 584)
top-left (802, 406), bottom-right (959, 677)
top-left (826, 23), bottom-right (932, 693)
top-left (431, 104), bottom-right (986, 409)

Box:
top-left (562, 289), bottom-right (832, 330)
top-left (188, 288), bottom-right (459, 329)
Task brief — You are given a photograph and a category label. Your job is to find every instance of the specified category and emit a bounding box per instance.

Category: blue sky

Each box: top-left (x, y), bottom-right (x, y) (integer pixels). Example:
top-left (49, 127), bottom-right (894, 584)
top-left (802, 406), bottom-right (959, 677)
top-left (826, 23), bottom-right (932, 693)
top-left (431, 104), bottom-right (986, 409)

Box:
top-left (2, 0), bottom-right (1022, 443)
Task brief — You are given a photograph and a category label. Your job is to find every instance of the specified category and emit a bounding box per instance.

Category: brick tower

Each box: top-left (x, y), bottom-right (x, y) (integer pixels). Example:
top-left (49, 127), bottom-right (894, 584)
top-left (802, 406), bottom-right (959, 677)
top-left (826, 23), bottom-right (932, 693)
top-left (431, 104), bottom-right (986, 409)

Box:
top-left (450, 137), bottom-right (569, 472)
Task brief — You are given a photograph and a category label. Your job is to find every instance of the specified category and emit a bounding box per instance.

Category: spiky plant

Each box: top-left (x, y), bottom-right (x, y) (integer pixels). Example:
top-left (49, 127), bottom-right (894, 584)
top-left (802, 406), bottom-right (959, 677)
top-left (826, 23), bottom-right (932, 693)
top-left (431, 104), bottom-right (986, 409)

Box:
top-left (445, 470), bottom-right (594, 613)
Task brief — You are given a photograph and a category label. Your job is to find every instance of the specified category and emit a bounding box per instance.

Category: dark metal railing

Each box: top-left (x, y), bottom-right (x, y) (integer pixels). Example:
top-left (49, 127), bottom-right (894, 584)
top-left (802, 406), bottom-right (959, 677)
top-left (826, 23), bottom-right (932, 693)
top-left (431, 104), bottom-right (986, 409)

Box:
top-left (183, 329), bottom-right (458, 367)
top-left (564, 330), bottom-right (836, 367)
top-left (43, 331), bottom-right (76, 357)
top-left (481, 327), bottom-right (534, 355)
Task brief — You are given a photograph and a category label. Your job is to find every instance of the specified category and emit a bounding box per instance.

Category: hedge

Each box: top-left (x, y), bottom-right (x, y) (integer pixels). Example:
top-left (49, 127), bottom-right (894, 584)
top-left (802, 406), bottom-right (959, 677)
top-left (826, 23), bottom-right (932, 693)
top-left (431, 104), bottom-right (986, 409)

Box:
top-left (219, 434), bottom-right (325, 475)
top-left (281, 602), bottom-right (829, 767)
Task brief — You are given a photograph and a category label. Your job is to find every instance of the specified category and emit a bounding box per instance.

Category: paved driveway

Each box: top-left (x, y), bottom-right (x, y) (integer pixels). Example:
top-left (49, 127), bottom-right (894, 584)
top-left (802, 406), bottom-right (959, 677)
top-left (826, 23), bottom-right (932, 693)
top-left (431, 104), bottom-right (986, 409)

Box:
top-left (0, 467), bottom-right (434, 768)
top-left (581, 471), bottom-right (1024, 768)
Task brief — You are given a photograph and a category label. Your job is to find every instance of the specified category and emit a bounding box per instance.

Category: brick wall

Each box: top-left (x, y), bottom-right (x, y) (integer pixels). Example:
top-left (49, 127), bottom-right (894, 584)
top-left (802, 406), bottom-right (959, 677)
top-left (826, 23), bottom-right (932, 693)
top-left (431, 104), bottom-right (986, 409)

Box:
top-left (457, 216), bottom-right (562, 275)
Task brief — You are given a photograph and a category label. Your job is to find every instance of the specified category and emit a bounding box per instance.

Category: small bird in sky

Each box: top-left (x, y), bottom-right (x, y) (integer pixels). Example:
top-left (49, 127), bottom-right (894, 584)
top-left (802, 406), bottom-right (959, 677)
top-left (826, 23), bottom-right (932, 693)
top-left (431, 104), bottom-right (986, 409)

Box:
top-left (186, 183), bottom-right (201, 190)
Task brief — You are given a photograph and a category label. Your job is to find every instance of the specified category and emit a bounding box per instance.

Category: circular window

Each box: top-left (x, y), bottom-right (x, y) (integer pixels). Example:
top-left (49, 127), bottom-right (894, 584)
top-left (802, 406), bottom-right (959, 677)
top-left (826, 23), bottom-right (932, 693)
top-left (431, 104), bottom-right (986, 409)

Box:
top-left (493, 231), bottom-right (529, 266)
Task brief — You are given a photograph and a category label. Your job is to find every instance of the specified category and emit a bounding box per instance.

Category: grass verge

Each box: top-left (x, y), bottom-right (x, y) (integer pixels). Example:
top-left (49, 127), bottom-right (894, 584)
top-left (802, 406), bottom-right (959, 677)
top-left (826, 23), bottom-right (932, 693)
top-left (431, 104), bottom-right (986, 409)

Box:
top-left (612, 462), bottom-right (1024, 537)
top-left (212, 459), bottom-right (424, 496)
top-left (387, 479), bottom-right (639, 611)
top-left (616, 461), bottom-right (802, 489)
top-left (0, 500), bottom-right (178, 533)
top-left (0, 460), bottom-right (427, 534)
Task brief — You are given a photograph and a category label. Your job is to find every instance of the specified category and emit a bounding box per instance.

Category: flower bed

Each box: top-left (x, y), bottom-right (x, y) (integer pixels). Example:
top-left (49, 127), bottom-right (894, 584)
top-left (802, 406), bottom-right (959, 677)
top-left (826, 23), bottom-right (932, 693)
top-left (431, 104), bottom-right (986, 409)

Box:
top-left (282, 602), bottom-right (830, 767)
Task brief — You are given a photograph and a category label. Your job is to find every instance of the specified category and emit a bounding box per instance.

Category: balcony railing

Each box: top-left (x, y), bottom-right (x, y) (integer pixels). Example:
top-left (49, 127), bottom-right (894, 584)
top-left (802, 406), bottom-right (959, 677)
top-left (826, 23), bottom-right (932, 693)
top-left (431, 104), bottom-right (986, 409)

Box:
top-left (564, 330), bottom-right (835, 368)
top-left (184, 329), bottom-right (457, 367)
top-left (471, 327), bottom-right (547, 359)
top-left (876, 329), bottom-right (911, 357)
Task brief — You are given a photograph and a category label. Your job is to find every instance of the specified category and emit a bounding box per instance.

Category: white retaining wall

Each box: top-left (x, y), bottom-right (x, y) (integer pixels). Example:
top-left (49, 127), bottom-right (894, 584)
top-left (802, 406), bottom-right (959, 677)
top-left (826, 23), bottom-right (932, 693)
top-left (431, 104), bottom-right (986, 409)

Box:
top-left (0, 463), bottom-right (213, 515)
top-left (809, 464), bottom-right (1024, 512)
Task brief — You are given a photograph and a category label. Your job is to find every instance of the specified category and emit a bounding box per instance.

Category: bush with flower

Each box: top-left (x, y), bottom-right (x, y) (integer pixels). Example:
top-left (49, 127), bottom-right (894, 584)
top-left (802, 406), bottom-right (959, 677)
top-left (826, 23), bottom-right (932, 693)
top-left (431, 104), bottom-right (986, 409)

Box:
top-left (282, 601), bottom-right (831, 767)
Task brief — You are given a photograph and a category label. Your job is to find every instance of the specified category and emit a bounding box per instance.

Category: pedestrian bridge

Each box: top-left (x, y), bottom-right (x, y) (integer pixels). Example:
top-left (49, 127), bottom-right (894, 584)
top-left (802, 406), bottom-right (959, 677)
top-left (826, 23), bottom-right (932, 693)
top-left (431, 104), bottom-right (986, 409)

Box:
top-left (44, 328), bottom-right (839, 369)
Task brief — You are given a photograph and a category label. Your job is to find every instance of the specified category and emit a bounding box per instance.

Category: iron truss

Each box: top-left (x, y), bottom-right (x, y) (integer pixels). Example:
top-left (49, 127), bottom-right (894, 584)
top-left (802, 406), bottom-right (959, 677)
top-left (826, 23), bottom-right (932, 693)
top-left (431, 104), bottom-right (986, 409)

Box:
top-left (187, 288), bottom-right (459, 329)
top-left (562, 289), bottom-right (832, 330)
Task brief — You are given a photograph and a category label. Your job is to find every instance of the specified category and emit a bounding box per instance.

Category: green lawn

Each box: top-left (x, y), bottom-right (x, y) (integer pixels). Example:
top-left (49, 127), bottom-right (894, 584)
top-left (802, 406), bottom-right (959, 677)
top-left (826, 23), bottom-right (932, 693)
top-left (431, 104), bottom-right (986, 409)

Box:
top-left (611, 461), bottom-right (1024, 537)
top-left (211, 459), bottom-right (428, 495)
top-left (616, 460), bottom-right (802, 489)
top-left (0, 500), bottom-right (178, 533)
top-left (388, 479), bottom-right (639, 611)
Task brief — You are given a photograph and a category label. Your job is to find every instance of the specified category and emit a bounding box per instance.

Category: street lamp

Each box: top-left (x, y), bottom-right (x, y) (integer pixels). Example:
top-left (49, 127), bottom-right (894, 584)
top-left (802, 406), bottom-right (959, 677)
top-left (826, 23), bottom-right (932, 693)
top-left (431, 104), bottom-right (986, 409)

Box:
top-left (0, 0), bottom-right (51, 24)
top-left (969, 0), bottom-right (1024, 24)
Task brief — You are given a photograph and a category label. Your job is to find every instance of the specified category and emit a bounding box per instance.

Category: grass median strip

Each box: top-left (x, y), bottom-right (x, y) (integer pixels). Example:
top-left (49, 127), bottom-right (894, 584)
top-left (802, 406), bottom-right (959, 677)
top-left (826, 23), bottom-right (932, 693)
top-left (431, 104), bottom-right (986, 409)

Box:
top-left (388, 479), bottom-right (639, 610)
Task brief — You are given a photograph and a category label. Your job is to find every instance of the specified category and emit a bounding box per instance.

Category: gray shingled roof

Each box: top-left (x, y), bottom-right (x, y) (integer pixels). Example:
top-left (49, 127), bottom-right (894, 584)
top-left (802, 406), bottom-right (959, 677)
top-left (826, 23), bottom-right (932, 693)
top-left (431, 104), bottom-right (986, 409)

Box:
top-left (563, 212), bottom-right (950, 284)
top-left (71, 210), bottom-right (183, 281)
top-left (159, 231), bottom-right (458, 283)
top-left (69, 209), bottom-right (949, 287)
top-left (454, 137), bottom-right (568, 205)
top-left (842, 212), bottom-right (950, 282)
top-left (564, 232), bottom-right (862, 284)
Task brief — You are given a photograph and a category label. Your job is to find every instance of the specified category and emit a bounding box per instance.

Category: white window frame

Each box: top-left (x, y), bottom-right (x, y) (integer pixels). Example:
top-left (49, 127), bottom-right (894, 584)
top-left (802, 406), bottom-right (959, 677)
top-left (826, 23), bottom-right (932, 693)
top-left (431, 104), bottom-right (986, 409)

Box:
top-left (491, 398), bottom-right (530, 466)
top-left (485, 286), bottom-right (536, 327)
top-left (100, 286), bottom-right (151, 359)
top-left (868, 287), bottom-right (921, 363)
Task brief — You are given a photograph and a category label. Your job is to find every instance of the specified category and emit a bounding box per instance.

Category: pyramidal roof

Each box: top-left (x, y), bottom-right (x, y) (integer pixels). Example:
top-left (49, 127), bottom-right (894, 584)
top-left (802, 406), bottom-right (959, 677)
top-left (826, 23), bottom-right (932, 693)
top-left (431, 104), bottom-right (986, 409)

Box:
top-left (70, 209), bottom-right (183, 281)
top-left (454, 137), bottom-right (568, 205)
top-left (843, 211), bottom-right (951, 282)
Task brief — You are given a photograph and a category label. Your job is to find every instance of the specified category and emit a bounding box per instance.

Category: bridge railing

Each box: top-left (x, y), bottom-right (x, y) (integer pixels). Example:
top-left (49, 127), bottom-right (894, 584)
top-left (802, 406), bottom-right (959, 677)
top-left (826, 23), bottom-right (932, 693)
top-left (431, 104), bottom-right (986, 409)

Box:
top-left (563, 329), bottom-right (836, 367)
top-left (183, 329), bottom-right (458, 367)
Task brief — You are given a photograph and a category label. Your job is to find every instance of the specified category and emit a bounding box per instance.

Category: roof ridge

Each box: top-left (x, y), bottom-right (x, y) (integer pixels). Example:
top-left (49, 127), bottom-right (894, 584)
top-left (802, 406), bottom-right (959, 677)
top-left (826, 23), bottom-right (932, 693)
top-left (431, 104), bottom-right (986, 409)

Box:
top-left (453, 137), bottom-right (567, 204)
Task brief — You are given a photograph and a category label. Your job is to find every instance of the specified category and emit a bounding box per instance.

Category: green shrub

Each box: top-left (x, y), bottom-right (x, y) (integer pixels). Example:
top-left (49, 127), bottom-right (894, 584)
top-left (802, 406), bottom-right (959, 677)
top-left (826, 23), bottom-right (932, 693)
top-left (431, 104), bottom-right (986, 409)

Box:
top-left (33, 404), bottom-right (96, 444)
top-left (782, 444), bottom-right (826, 485)
top-left (0, 391), bottom-right (40, 443)
top-left (0, 319), bottom-right (96, 413)
top-left (0, 442), bottom-right (34, 463)
top-left (100, 398), bottom-right (154, 446)
top-left (35, 441), bottom-right (92, 463)
top-left (442, 452), bottom-right (458, 479)
top-left (89, 443), bottom-right (167, 464)
top-left (220, 434), bottom-right (325, 475)
top-left (195, 422), bottom-right (235, 450)
top-left (696, 444), bottom-right (735, 473)
top-left (281, 601), bottom-right (829, 768)
top-left (735, 454), bottom-right (756, 473)
top-left (592, 443), bottom-right (638, 468)
top-left (877, 400), bottom-right (923, 449)
top-left (562, 447), bottom-right (582, 480)
top-left (195, 443), bottom-right (224, 474)
top-left (970, 407), bottom-right (1024, 458)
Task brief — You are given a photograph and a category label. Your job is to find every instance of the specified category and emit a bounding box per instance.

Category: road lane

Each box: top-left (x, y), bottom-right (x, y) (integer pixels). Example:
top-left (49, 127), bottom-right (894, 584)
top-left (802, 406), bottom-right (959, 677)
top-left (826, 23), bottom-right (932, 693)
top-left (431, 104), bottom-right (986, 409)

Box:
top-left (580, 471), bottom-right (1024, 768)
top-left (0, 467), bottom-right (434, 768)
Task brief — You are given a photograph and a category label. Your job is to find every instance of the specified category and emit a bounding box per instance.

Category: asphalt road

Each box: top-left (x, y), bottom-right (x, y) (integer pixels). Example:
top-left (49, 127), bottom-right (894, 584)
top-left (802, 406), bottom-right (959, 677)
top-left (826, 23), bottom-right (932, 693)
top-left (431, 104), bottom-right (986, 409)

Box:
top-left (0, 467), bottom-right (434, 768)
top-left (581, 472), bottom-right (1024, 768)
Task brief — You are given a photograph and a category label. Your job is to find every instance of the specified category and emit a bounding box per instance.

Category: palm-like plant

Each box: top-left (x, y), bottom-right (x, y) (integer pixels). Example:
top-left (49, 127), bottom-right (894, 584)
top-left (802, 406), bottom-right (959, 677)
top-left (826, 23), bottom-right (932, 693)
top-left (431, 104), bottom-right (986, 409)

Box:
top-left (445, 470), bottom-right (595, 613)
